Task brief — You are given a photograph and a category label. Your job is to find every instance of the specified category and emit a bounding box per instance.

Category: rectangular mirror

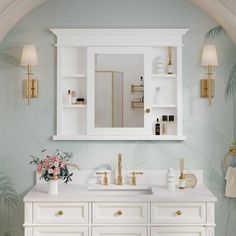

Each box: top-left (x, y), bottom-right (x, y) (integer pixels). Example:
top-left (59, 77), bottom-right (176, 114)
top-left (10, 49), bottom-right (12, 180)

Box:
top-left (95, 54), bottom-right (144, 128)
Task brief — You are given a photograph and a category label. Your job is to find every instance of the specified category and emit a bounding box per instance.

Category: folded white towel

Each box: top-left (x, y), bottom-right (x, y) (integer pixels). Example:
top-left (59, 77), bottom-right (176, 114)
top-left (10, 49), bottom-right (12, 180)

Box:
top-left (225, 166), bottom-right (236, 198)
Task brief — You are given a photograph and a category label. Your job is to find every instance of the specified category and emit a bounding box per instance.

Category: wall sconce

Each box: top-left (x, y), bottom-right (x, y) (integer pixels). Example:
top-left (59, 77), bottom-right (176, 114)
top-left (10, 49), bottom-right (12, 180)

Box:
top-left (21, 44), bottom-right (39, 105)
top-left (200, 44), bottom-right (219, 105)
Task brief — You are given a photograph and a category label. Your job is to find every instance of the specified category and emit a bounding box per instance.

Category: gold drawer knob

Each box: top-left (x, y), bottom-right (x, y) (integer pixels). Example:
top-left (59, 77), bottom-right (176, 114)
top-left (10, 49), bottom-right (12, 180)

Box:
top-left (58, 210), bottom-right (64, 216)
top-left (176, 210), bottom-right (182, 216)
top-left (117, 210), bottom-right (123, 216)
top-left (145, 108), bottom-right (151, 113)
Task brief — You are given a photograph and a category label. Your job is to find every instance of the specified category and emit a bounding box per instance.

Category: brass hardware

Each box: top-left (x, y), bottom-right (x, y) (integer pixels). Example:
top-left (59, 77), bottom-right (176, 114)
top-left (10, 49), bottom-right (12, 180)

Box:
top-left (131, 84), bottom-right (144, 93)
top-left (130, 172), bottom-right (143, 186)
top-left (145, 108), bottom-right (151, 113)
top-left (58, 210), bottom-right (64, 216)
top-left (131, 101), bottom-right (144, 109)
top-left (96, 171), bottom-right (109, 185)
top-left (21, 43), bottom-right (39, 105)
top-left (116, 154), bottom-right (123, 185)
top-left (23, 79), bottom-right (39, 98)
top-left (117, 210), bottom-right (123, 216)
top-left (176, 210), bottom-right (182, 216)
top-left (200, 79), bottom-right (214, 98)
top-left (200, 64), bottom-right (215, 106)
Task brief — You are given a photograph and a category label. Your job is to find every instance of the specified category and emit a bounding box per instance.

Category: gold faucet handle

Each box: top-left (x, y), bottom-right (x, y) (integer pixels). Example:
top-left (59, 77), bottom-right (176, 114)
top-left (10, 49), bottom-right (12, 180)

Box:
top-left (130, 172), bottom-right (143, 186)
top-left (96, 172), bottom-right (109, 185)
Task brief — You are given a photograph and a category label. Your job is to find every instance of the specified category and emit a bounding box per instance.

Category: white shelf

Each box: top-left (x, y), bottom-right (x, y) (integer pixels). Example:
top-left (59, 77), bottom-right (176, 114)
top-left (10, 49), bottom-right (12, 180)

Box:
top-left (62, 74), bottom-right (86, 78)
top-left (53, 135), bottom-right (186, 141)
top-left (62, 104), bottom-right (86, 108)
top-left (152, 74), bottom-right (177, 78)
top-left (151, 104), bottom-right (177, 108)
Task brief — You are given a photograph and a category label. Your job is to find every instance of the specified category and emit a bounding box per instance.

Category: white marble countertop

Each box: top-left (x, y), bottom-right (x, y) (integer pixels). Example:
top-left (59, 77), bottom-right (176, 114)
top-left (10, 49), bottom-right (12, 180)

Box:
top-left (23, 184), bottom-right (217, 202)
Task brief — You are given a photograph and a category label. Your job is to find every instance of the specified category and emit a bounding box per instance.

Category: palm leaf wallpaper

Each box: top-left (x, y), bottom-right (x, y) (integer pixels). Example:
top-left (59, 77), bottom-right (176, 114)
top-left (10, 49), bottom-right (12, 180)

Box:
top-left (205, 25), bottom-right (226, 41)
top-left (205, 25), bottom-right (236, 99)
top-left (205, 25), bottom-right (236, 140)
top-left (0, 1), bottom-right (236, 236)
top-left (0, 166), bottom-right (20, 236)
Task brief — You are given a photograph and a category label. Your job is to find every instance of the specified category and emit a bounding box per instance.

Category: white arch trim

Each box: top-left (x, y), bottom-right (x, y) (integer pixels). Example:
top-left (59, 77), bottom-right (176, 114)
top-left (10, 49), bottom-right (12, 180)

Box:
top-left (0, 0), bottom-right (46, 42)
top-left (0, 0), bottom-right (236, 44)
top-left (191, 0), bottom-right (236, 44)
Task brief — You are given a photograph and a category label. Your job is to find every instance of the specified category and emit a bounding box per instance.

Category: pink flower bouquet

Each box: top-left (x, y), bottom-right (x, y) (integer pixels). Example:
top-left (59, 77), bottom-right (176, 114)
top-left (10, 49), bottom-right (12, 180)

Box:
top-left (30, 149), bottom-right (73, 183)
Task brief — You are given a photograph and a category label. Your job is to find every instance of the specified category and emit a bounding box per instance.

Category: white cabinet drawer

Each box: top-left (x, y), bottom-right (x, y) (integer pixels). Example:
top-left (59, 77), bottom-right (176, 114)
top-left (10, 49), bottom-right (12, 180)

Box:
top-left (33, 227), bottom-right (88, 236)
top-left (92, 202), bottom-right (148, 224)
top-left (151, 227), bottom-right (206, 236)
top-left (92, 227), bottom-right (147, 236)
top-left (151, 203), bottom-right (206, 224)
top-left (33, 202), bottom-right (88, 224)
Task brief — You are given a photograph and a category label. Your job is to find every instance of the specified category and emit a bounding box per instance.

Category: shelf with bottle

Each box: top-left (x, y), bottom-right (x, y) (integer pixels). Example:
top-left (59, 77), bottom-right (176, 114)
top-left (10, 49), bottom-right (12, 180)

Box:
top-left (62, 74), bottom-right (86, 79)
top-left (153, 114), bottom-right (176, 136)
top-left (131, 100), bottom-right (144, 109)
top-left (62, 104), bottom-right (86, 109)
top-left (131, 84), bottom-right (144, 92)
top-left (151, 104), bottom-right (177, 108)
top-left (152, 46), bottom-right (177, 77)
top-left (63, 90), bottom-right (86, 108)
top-left (152, 73), bottom-right (177, 78)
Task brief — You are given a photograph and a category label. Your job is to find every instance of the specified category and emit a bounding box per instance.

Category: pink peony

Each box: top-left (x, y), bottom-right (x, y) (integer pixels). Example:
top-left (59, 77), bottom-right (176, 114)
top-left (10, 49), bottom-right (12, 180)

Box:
top-left (54, 168), bottom-right (60, 174)
top-left (37, 164), bottom-right (42, 173)
top-left (60, 161), bottom-right (65, 168)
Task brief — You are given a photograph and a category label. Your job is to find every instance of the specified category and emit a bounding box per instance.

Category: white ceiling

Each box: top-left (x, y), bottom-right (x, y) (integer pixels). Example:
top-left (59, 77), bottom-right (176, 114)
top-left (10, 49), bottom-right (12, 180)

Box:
top-left (0, 0), bottom-right (236, 43)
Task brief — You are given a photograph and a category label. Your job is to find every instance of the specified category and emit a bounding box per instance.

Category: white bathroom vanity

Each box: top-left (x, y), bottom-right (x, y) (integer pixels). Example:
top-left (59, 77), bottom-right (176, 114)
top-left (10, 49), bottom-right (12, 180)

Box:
top-left (23, 170), bottom-right (216, 236)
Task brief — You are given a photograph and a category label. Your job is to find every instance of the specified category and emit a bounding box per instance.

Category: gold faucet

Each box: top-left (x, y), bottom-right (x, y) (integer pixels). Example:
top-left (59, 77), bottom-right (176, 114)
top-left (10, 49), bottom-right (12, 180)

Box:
top-left (116, 153), bottom-right (123, 185)
top-left (96, 171), bottom-right (109, 185)
top-left (130, 172), bottom-right (143, 186)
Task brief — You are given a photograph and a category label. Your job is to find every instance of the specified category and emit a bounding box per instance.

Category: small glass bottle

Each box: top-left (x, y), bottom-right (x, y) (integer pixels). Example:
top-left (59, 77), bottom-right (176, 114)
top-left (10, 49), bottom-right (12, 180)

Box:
top-left (162, 115), bottom-right (168, 135)
top-left (140, 76), bottom-right (144, 86)
top-left (155, 56), bottom-right (165, 74)
top-left (155, 118), bottom-right (160, 135)
top-left (179, 174), bottom-right (186, 190)
top-left (67, 90), bottom-right (72, 105)
top-left (72, 91), bottom-right (77, 104)
top-left (167, 60), bottom-right (174, 74)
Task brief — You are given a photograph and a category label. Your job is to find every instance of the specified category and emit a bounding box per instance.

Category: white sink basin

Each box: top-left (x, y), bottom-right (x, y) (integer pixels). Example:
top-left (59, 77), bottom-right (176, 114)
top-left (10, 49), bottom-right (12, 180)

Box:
top-left (88, 185), bottom-right (153, 196)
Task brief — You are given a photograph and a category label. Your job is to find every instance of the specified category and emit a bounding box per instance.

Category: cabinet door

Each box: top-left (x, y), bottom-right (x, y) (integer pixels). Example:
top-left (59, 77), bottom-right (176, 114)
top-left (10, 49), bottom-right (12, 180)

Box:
top-left (151, 227), bottom-right (206, 236)
top-left (33, 227), bottom-right (88, 236)
top-left (93, 227), bottom-right (147, 236)
top-left (87, 46), bottom-right (152, 136)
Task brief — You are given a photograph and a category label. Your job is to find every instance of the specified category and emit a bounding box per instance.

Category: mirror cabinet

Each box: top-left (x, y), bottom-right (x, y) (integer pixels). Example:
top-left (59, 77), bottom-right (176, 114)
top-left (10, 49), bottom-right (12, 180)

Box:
top-left (51, 29), bottom-right (188, 140)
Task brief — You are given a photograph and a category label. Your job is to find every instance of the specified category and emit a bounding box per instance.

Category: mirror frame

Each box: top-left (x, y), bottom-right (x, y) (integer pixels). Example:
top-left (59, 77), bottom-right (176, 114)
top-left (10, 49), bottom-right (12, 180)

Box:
top-left (87, 46), bottom-right (152, 136)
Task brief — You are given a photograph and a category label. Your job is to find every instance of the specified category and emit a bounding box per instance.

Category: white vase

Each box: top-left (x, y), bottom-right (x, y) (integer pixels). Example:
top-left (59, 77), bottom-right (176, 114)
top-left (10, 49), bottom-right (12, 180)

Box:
top-left (48, 179), bottom-right (58, 195)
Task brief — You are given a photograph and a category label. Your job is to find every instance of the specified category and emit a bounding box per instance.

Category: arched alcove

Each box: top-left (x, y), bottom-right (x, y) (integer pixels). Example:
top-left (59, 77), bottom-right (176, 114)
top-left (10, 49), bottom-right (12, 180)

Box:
top-left (0, 0), bottom-right (235, 43)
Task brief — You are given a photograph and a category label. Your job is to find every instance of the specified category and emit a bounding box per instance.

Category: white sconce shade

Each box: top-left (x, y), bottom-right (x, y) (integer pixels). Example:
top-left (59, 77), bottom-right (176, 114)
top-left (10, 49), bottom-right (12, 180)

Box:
top-left (201, 44), bottom-right (218, 66)
top-left (21, 44), bottom-right (38, 66)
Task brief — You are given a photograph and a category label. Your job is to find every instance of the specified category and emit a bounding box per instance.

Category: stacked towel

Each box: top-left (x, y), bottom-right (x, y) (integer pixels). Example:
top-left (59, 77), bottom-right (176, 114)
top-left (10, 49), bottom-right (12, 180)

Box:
top-left (225, 167), bottom-right (236, 198)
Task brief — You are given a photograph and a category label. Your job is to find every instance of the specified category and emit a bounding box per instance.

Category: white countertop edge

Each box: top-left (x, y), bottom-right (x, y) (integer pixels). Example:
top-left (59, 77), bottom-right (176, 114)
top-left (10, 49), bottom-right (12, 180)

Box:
top-left (23, 223), bottom-right (216, 227)
top-left (23, 184), bottom-right (217, 202)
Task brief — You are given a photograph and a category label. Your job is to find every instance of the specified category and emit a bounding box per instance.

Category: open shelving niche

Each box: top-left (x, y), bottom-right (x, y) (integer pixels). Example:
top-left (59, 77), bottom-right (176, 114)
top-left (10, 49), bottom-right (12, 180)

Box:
top-left (59, 46), bottom-right (87, 136)
top-left (51, 28), bottom-right (188, 141)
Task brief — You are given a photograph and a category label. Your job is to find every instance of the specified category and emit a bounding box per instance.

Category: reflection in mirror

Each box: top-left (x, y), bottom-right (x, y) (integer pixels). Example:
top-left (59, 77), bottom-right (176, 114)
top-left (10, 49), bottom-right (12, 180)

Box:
top-left (95, 54), bottom-right (144, 128)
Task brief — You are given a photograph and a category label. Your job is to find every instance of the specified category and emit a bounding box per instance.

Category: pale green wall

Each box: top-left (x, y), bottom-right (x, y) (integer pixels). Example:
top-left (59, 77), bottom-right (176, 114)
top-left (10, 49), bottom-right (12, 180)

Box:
top-left (0, 0), bottom-right (236, 235)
